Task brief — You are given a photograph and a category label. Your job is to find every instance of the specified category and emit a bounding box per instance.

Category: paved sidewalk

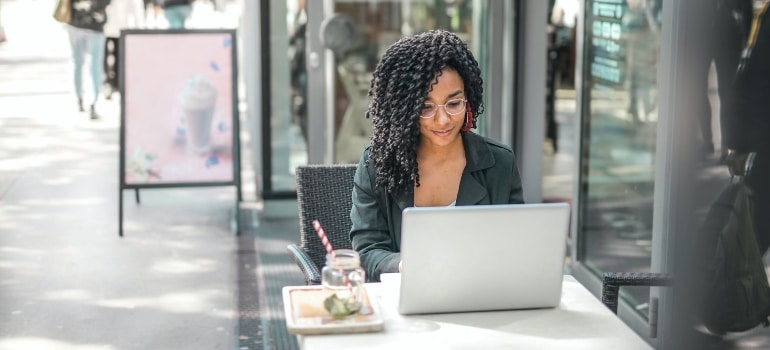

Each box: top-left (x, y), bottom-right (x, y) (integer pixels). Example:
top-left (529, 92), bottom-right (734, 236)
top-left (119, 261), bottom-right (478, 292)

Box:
top-left (0, 1), bottom-right (254, 349)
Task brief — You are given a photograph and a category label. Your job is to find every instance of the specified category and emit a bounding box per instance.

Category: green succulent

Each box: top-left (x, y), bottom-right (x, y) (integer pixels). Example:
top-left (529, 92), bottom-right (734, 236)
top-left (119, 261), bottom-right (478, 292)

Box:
top-left (323, 294), bottom-right (362, 319)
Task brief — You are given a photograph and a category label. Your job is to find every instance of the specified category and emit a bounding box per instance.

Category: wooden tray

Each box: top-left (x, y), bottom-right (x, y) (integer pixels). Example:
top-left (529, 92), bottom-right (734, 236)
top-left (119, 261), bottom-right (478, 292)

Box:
top-left (282, 285), bottom-right (385, 335)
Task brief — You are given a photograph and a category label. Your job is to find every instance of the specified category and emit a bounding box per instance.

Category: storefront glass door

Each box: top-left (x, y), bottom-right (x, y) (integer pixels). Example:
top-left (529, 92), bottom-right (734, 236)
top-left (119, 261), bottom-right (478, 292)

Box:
top-left (261, 0), bottom-right (514, 198)
top-left (304, 0), bottom-right (494, 165)
top-left (576, 0), bottom-right (663, 318)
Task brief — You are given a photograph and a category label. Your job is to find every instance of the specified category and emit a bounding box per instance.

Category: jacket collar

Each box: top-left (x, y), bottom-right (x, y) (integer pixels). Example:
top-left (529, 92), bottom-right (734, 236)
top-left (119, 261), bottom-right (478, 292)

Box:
top-left (393, 132), bottom-right (496, 210)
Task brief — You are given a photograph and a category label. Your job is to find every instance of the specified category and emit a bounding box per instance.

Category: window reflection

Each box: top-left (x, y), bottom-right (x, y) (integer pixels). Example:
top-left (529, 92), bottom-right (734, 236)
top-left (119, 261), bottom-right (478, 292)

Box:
top-left (329, 0), bottom-right (481, 163)
top-left (580, 0), bottom-right (663, 318)
top-left (268, 0), bottom-right (484, 193)
top-left (265, 0), bottom-right (309, 193)
top-left (289, 0), bottom-right (309, 146)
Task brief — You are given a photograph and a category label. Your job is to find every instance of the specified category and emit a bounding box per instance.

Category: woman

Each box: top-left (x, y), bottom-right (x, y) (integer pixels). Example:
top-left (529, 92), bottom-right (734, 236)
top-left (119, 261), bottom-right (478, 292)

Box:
top-left (350, 30), bottom-right (524, 282)
top-left (66, 0), bottom-right (112, 119)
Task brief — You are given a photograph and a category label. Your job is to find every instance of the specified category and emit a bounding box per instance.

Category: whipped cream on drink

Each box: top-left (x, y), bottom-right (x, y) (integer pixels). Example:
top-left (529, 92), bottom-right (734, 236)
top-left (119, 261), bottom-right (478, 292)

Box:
top-left (179, 75), bottom-right (218, 155)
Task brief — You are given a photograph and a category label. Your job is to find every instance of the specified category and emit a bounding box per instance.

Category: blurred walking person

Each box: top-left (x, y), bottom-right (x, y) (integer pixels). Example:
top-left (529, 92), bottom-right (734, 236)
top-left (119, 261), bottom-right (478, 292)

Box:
top-left (0, 0), bottom-right (6, 43)
top-left (66, 0), bottom-right (112, 119)
top-left (103, 0), bottom-right (144, 99)
top-left (156, 0), bottom-right (192, 29)
top-left (711, 0), bottom-right (753, 161)
top-left (726, 0), bottom-right (770, 252)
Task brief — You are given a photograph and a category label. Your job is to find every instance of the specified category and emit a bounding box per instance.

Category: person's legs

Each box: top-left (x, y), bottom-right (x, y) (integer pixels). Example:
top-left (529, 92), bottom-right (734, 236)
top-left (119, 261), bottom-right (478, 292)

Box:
top-left (67, 26), bottom-right (87, 111)
top-left (747, 151), bottom-right (770, 254)
top-left (103, 37), bottom-right (119, 99)
top-left (692, 53), bottom-right (714, 156)
top-left (163, 9), bottom-right (180, 29)
top-left (712, 5), bottom-right (743, 160)
top-left (163, 5), bottom-right (192, 29)
top-left (0, 0), bottom-right (5, 43)
top-left (697, 87), bottom-right (714, 154)
top-left (87, 31), bottom-right (106, 119)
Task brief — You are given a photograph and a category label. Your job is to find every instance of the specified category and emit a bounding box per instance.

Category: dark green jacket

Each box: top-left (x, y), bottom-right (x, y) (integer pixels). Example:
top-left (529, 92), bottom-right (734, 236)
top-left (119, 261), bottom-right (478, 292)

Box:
top-left (350, 132), bottom-right (524, 282)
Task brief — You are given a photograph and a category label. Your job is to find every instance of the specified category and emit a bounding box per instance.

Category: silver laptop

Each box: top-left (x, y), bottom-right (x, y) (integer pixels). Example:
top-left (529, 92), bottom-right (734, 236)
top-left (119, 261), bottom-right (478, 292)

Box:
top-left (398, 203), bottom-right (570, 315)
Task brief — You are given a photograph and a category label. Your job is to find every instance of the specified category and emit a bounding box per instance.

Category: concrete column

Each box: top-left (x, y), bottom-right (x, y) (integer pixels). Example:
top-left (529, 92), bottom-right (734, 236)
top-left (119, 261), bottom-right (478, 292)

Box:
top-left (240, 0), bottom-right (262, 201)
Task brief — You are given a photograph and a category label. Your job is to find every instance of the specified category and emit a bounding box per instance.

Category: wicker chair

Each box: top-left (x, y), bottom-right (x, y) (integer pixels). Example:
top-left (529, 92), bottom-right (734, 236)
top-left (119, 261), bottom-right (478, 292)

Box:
top-left (287, 164), bottom-right (358, 285)
top-left (601, 272), bottom-right (673, 314)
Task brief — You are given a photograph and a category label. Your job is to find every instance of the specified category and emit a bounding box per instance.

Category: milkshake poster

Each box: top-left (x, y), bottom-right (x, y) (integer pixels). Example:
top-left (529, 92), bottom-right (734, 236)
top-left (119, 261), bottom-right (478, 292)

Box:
top-left (121, 31), bottom-right (237, 185)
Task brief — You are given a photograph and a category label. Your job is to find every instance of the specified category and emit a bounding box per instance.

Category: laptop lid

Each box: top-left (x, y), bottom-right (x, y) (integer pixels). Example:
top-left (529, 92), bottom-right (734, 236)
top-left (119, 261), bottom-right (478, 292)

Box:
top-left (398, 202), bottom-right (570, 315)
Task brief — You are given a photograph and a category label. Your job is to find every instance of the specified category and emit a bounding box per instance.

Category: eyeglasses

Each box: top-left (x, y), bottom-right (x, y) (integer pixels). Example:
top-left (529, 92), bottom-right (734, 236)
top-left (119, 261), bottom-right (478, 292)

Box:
top-left (419, 99), bottom-right (467, 119)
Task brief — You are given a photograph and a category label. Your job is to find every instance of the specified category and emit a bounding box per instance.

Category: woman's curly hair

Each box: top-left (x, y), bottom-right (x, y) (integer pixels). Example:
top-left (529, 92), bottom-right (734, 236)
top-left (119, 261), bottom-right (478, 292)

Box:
top-left (366, 29), bottom-right (484, 195)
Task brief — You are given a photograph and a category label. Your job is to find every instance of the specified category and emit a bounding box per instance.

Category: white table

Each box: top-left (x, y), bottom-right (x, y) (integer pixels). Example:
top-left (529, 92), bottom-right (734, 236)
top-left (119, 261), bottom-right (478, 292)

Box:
top-left (298, 274), bottom-right (652, 350)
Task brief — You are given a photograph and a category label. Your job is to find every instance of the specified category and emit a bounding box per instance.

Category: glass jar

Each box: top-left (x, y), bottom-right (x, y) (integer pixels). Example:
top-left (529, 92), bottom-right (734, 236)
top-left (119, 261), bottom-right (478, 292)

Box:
top-left (321, 249), bottom-right (366, 319)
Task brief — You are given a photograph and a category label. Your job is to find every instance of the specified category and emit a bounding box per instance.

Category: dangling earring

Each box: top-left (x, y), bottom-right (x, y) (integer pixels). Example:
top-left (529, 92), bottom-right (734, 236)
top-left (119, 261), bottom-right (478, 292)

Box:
top-left (462, 103), bottom-right (474, 132)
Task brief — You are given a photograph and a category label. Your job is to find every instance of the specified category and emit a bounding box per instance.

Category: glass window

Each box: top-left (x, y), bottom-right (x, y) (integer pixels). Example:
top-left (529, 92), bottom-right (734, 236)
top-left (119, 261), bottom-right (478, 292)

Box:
top-left (579, 0), bottom-right (663, 318)
top-left (543, 0), bottom-right (579, 202)
top-left (265, 0), bottom-right (490, 194)
top-left (264, 0), bottom-right (311, 194)
top-left (328, 0), bottom-right (486, 163)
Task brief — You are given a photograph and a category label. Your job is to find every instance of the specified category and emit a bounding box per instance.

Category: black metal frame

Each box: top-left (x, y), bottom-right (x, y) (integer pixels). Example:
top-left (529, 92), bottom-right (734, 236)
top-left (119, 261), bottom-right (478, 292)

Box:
top-left (259, 0), bottom-right (299, 201)
top-left (118, 29), bottom-right (242, 236)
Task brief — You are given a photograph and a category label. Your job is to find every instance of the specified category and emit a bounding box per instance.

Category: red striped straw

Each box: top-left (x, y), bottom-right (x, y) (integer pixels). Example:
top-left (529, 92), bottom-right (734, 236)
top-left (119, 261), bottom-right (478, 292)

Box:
top-left (313, 220), bottom-right (336, 258)
top-left (313, 220), bottom-right (351, 288)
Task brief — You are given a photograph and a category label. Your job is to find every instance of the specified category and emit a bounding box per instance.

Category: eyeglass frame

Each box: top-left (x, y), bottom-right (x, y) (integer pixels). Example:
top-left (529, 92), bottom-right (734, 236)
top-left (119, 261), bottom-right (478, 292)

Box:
top-left (419, 98), bottom-right (468, 119)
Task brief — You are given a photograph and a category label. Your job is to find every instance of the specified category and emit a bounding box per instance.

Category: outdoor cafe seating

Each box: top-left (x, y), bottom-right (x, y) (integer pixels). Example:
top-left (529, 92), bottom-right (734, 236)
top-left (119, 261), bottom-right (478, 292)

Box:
top-left (285, 164), bottom-right (656, 349)
top-left (287, 164), bottom-right (357, 285)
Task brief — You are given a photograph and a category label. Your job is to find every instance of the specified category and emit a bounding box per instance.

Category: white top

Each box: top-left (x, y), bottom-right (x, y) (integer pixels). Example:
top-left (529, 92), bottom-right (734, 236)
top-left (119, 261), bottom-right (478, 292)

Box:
top-left (298, 274), bottom-right (652, 350)
top-left (103, 0), bottom-right (145, 37)
top-left (552, 0), bottom-right (579, 28)
top-left (414, 200), bottom-right (456, 207)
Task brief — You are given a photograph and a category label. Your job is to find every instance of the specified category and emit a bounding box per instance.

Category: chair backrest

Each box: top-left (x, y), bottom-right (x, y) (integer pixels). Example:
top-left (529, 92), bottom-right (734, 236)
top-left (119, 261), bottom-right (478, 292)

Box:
top-left (296, 164), bottom-right (358, 271)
